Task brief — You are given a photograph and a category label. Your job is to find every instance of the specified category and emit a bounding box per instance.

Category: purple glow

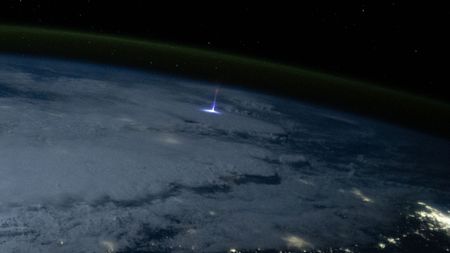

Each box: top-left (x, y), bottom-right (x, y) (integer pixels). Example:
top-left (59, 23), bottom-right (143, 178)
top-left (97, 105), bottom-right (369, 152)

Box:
top-left (202, 87), bottom-right (221, 114)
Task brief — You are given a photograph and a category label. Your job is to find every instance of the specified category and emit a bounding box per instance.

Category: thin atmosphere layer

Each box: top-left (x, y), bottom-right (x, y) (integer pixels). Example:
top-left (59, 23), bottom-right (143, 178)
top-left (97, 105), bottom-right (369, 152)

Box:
top-left (0, 25), bottom-right (448, 138)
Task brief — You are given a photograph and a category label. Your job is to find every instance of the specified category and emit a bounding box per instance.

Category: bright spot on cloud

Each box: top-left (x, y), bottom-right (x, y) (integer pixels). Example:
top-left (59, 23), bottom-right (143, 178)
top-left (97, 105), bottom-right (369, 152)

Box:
top-left (282, 234), bottom-right (312, 249)
top-left (47, 112), bottom-right (64, 118)
top-left (378, 242), bottom-right (386, 249)
top-left (202, 108), bottom-right (221, 114)
top-left (416, 202), bottom-right (450, 234)
top-left (158, 134), bottom-right (181, 145)
top-left (164, 136), bottom-right (180, 144)
top-left (117, 117), bottom-right (135, 123)
top-left (297, 178), bottom-right (314, 186)
top-left (186, 228), bottom-right (197, 235)
top-left (387, 237), bottom-right (398, 244)
top-left (351, 188), bottom-right (373, 203)
top-left (100, 240), bottom-right (116, 253)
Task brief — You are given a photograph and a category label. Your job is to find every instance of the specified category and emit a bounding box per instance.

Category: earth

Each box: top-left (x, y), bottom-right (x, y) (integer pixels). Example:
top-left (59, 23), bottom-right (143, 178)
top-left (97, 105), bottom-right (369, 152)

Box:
top-left (0, 54), bottom-right (449, 253)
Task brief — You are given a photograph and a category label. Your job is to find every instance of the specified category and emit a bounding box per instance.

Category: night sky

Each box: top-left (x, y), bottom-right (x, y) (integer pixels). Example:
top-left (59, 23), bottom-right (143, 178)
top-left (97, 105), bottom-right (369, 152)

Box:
top-left (0, 1), bottom-right (448, 102)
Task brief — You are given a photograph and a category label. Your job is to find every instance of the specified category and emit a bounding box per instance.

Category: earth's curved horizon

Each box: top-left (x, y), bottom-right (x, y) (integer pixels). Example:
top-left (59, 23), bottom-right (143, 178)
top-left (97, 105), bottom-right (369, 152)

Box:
top-left (0, 54), bottom-right (449, 252)
top-left (1, 25), bottom-right (449, 139)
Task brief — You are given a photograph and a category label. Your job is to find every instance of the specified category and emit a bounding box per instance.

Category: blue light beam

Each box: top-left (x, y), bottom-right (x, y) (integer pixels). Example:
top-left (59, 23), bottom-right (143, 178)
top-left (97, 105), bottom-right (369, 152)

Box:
top-left (202, 88), bottom-right (221, 114)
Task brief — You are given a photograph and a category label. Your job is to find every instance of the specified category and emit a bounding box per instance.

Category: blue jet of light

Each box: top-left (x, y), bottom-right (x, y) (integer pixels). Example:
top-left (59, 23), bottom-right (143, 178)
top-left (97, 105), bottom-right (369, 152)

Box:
top-left (202, 88), bottom-right (221, 114)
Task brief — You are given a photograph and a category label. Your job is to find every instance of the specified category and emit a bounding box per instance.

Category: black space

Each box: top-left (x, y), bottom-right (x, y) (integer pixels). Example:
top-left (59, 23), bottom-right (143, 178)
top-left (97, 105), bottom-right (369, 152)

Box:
top-left (0, 1), bottom-right (448, 102)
